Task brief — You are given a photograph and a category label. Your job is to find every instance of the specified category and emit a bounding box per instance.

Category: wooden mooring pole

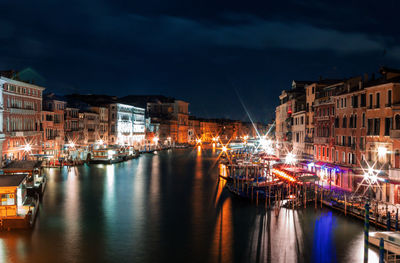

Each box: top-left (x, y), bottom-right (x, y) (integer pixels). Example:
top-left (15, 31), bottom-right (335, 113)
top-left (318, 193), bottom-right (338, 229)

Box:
top-left (315, 184), bottom-right (317, 209)
top-left (320, 188), bottom-right (323, 209)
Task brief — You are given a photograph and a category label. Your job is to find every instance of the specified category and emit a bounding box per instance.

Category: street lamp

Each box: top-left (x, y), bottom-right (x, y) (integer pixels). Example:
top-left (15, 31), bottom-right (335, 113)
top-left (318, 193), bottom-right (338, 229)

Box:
top-left (285, 152), bottom-right (296, 165)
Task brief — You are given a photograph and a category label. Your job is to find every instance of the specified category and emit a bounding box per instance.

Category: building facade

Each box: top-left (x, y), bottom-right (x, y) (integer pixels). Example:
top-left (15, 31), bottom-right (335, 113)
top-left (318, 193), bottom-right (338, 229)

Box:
top-left (108, 103), bottom-right (145, 147)
top-left (0, 77), bottom-right (44, 161)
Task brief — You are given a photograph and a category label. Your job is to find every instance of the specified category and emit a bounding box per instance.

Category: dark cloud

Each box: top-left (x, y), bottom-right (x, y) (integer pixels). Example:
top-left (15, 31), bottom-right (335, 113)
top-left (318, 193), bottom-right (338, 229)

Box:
top-left (1, 0), bottom-right (400, 122)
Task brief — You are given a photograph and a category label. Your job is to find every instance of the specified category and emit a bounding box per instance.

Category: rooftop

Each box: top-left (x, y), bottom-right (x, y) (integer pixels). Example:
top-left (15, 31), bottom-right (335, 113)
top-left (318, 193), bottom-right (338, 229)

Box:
top-left (3, 160), bottom-right (42, 170)
top-left (0, 174), bottom-right (27, 187)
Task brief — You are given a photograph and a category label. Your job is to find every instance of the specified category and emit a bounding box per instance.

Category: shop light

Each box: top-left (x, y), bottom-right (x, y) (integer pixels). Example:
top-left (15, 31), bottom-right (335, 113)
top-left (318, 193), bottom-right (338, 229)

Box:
top-left (378, 146), bottom-right (387, 158)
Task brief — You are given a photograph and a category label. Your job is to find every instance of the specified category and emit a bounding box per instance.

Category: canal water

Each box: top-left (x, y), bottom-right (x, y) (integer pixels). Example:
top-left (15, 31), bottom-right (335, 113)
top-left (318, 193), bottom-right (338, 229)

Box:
top-left (0, 148), bottom-right (379, 263)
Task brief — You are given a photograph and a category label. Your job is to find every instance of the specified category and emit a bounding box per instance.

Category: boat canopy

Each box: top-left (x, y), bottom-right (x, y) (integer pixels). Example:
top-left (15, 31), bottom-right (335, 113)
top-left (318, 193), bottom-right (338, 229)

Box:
top-left (272, 164), bottom-right (318, 183)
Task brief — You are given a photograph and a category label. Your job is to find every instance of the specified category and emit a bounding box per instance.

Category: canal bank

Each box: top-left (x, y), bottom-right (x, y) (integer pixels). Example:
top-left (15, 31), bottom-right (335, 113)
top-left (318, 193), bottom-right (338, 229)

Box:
top-left (0, 149), bottom-right (380, 262)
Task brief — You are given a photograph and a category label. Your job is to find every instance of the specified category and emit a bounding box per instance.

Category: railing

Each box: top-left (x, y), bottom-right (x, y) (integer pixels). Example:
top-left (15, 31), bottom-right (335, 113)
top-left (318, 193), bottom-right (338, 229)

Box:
top-left (9, 131), bottom-right (39, 137)
top-left (304, 137), bottom-right (313, 143)
top-left (314, 137), bottom-right (328, 144)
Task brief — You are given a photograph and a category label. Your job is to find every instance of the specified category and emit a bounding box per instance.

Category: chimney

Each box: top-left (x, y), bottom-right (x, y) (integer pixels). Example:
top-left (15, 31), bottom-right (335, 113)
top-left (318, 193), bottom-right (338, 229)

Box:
top-left (371, 73), bottom-right (375, 80)
top-left (364, 73), bottom-right (368, 82)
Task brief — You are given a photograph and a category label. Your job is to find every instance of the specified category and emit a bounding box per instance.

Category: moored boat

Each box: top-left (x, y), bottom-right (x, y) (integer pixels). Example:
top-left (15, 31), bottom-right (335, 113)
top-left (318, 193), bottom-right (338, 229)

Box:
top-left (0, 174), bottom-right (40, 230)
top-left (89, 147), bottom-right (123, 164)
top-left (89, 146), bottom-right (140, 164)
top-left (2, 160), bottom-right (46, 196)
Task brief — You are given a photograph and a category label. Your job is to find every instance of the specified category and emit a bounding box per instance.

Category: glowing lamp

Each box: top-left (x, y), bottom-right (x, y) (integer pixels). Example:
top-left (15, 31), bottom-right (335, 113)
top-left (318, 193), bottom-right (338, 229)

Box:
top-left (222, 146), bottom-right (227, 152)
top-left (153, 137), bottom-right (159, 144)
top-left (285, 152), bottom-right (296, 165)
top-left (196, 138), bottom-right (202, 144)
top-left (368, 167), bottom-right (374, 175)
top-left (69, 142), bottom-right (75, 148)
top-left (378, 146), bottom-right (387, 158)
top-left (23, 144), bottom-right (32, 152)
top-left (98, 139), bottom-right (104, 145)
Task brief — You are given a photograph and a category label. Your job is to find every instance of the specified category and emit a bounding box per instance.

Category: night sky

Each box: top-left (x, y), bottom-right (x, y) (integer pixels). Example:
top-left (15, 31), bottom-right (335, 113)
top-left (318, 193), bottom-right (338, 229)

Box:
top-left (1, 1), bottom-right (400, 122)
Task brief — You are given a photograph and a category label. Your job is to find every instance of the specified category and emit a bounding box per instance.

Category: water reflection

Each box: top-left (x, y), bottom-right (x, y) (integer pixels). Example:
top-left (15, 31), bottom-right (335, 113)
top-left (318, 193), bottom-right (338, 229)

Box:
top-left (313, 212), bottom-right (336, 262)
top-left (211, 181), bottom-right (233, 263)
top-left (64, 165), bottom-right (81, 256)
top-left (0, 149), bottom-right (381, 263)
top-left (103, 165), bottom-right (115, 227)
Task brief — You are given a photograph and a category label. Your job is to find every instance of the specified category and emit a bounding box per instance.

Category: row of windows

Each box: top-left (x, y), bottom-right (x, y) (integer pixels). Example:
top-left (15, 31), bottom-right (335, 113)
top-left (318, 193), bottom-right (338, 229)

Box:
top-left (335, 136), bottom-right (365, 149)
top-left (334, 113), bottom-right (366, 129)
top-left (315, 146), bottom-right (359, 165)
top-left (316, 107), bottom-right (334, 117)
top-left (294, 116), bottom-right (304, 125)
top-left (5, 84), bottom-right (42, 97)
top-left (7, 97), bottom-right (38, 110)
top-left (6, 117), bottom-right (36, 132)
top-left (367, 117), bottom-right (393, 136)
top-left (367, 90), bottom-right (392, 108)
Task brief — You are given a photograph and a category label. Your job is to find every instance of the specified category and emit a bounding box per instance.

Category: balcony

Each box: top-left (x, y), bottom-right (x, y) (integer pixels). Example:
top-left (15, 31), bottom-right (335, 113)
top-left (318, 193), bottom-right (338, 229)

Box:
top-left (9, 131), bottom-right (40, 137)
top-left (315, 116), bottom-right (329, 121)
top-left (304, 136), bottom-right (313, 143)
top-left (314, 137), bottom-right (328, 144)
top-left (10, 108), bottom-right (36, 115)
top-left (390, 129), bottom-right (400, 138)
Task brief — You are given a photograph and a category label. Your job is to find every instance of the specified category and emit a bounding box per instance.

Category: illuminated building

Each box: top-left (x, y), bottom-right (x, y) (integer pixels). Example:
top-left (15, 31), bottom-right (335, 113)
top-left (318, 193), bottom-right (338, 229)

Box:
top-left (364, 67), bottom-right (400, 203)
top-left (108, 103), bottom-right (145, 146)
top-left (64, 107), bottom-right (80, 144)
top-left (0, 75), bottom-right (44, 161)
top-left (199, 120), bottom-right (218, 142)
top-left (147, 99), bottom-right (189, 144)
top-left (89, 106), bottom-right (109, 144)
top-left (41, 93), bottom-right (66, 158)
top-left (275, 81), bottom-right (311, 156)
top-left (188, 117), bottom-right (200, 144)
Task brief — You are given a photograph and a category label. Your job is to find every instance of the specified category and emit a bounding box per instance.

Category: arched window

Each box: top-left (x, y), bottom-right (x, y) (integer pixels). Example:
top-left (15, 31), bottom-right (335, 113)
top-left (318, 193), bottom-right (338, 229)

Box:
top-left (396, 115), bottom-right (400, 130)
top-left (343, 116), bottom-right (347, 128)
top-left (395, 150), bottom-right (400, 168)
